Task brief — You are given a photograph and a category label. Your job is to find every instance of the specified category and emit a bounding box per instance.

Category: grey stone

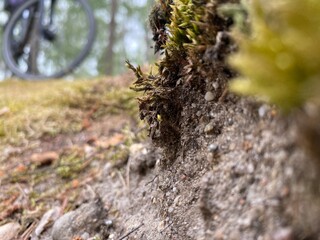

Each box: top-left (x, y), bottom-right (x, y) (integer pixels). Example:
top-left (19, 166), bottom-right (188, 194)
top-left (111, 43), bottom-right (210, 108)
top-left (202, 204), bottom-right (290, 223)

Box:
top-left (205, 91), bottom-right (215, 102)
top-left (52, 199), bottom-right (108, 240)
top-left (0, 222), bottom-right (21, 240)
top-left (208, 144), bottom-right (218, 153)
top-left (32, 207), bottom-right (61, 240)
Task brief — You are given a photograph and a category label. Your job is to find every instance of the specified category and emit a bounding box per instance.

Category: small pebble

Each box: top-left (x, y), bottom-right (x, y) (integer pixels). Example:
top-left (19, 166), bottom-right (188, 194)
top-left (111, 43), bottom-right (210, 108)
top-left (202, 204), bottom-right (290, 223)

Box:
top-left (272, 227), bottom-right (294, 240)
top-left (157, 221), bottom-right (165, 232)
top-left (168, 207), bottom-right (174, 213)
top-left (247, 163), bottom-right (255, 173)
top-left (227, 118), bottom-right (234, 126)
top-left (206, 152), bottom-right (213, 161)
top-left (104, 219), bottom-right (113, 226)
top-left (81, 232), bottom-right (90, 240)
top-left (208, 144), bottom-right (218, 152)
top-left (204, 122), bottom-right (215, 134)
top-left (213, 229), bottom-right (224, 240)
top-left (205, 91), bottom-right (215, 101)
top-left (258, 105), bottom-right (269, 118)
top-left (229, 143), bottom-right (236, 151)
top-left (212, 82), bottom-right (219, 90)
top-left (173, 196), bottom-right (181, 206)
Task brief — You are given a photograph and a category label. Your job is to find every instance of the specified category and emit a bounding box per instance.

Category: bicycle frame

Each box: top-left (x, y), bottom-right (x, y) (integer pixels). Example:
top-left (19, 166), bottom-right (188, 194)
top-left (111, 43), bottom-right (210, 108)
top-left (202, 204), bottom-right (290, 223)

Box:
top-left (37, 0), bottom-right (57, 26)
top-left (3, 0), bottom-right (96, 79)
top-left (32, 0), bottom-right (56, 38)
top-left (13, 0), bottom-right (56, 72)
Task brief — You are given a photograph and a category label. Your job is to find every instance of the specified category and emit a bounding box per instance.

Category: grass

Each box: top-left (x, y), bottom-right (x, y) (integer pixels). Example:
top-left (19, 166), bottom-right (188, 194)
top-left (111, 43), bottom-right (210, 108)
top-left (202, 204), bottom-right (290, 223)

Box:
top-left (0, 77), bottom-right (139, 146)
top-left (0, 76), bottom-right (143, 232)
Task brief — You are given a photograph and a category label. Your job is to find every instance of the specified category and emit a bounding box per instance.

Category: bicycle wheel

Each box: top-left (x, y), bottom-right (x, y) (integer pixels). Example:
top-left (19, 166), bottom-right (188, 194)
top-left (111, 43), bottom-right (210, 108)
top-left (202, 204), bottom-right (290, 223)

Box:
top-left (2, 0), bottom-right (96, 80)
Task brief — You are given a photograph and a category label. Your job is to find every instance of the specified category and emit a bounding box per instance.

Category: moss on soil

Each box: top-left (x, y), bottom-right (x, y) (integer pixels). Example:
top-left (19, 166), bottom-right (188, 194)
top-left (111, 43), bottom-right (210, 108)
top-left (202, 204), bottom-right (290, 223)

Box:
top-left (0, 78), bottom-right (138, 146)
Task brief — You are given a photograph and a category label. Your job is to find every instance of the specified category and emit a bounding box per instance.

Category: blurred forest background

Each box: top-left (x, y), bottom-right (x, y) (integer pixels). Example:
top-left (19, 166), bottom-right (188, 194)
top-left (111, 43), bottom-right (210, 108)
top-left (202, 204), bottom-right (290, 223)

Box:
top-left (0, 0), bottom-right (155, 80)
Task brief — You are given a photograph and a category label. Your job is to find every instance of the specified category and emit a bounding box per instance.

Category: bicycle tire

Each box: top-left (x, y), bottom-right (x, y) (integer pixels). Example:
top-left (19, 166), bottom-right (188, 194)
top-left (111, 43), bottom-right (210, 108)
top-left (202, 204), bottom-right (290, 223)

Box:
top-left (2, 0), bottom-right (96, 80)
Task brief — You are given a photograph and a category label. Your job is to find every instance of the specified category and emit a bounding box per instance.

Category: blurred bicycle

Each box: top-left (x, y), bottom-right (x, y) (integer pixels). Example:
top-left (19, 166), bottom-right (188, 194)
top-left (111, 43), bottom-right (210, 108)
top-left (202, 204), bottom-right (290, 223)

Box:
top-left (2, 0), bottom-right (96, 80)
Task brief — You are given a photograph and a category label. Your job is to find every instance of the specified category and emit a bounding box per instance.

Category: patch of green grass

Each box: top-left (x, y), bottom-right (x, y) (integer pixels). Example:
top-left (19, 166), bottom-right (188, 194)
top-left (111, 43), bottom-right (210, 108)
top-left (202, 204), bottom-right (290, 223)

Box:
top-left (0, 77), bottom-right (139, 145)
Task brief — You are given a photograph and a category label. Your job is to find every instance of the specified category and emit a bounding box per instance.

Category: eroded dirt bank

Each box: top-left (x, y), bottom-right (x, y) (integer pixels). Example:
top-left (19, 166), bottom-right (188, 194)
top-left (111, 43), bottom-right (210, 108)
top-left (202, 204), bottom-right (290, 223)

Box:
top-left (100, 97), bottom-right (320, 240)
top-left (1, 66), bottom-right (319, 240)
top-left (1, 0), bottom-right (320, 239)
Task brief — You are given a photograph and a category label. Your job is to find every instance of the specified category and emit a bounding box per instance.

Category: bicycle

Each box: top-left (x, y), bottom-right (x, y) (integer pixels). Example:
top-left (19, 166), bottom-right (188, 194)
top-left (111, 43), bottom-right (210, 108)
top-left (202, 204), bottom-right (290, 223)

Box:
top-left (2, 0), bottom-right (96, 80)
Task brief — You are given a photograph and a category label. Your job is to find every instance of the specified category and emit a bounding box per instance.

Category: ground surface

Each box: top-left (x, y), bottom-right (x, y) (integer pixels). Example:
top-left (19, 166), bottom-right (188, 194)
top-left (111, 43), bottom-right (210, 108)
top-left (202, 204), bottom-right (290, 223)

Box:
top-left (0, 74), bottom-right (319, 240)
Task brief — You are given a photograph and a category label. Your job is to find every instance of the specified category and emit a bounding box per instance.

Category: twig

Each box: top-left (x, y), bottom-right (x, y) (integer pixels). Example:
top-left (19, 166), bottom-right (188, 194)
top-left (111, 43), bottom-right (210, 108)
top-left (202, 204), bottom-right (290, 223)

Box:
top-left (126, 157), bottom-right (131, 190)
top-left (117, 170), bottom-right (127, 189)
top-left (118, 223), bottom-right (144, 240)
top-left (145, 175), bottom-right (158, 186)
top-left (160, 222), bottom-right (173, 234)
top-left (21, 221), bottom-right (38, 240)
top-left (218, 88), bottom-right (228, 102)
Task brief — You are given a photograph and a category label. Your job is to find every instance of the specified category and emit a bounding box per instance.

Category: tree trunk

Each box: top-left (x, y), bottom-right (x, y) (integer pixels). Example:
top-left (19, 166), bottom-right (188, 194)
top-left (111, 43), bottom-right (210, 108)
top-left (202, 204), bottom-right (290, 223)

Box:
top-left (105, 0), bottom-right (118, 75)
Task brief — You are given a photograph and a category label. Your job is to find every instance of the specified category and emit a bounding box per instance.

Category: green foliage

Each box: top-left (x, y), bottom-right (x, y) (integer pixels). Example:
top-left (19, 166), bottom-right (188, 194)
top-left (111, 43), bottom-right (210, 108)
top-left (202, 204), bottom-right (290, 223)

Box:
top-left (229, 0), bottom-right (320, 111)
top-left (0, 78), bottom-right (138, 145)
top-left (130, 0), bottom-right (234, 140)
top-left (126, 60), bottom-right (169, 137)
top-left (166, 0), bottom-right (202, 49)
top-left (165, 0), bottom-right (232, 51)
top-left (56, 150), bottom-right (85, 179)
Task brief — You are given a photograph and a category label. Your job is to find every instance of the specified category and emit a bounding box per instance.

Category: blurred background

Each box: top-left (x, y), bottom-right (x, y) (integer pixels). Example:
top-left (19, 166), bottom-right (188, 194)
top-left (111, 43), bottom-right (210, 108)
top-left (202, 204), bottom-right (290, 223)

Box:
top-left (0, 0), bottom-right (155, 80)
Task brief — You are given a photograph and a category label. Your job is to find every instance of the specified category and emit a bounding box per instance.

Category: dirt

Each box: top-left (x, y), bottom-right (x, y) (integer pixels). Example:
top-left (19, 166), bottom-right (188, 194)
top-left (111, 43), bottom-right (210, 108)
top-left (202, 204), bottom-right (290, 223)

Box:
top-left (96, 95), bottom-right (320, 240)
top-left (1, 74), bottom-right (319, 240)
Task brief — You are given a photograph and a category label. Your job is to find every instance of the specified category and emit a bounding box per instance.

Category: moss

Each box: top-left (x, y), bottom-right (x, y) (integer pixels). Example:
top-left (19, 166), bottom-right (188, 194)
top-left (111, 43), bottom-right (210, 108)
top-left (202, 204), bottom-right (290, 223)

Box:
top-left (109, 146), bottom-right (130, 164)
top-left (229, 0), bottom-right (320, 111)
top-left (129, 0), bottom-right (236, 160)
top-left (0, 78), bottom-right (138, 146)
top-left (56, 149), bottom-right (85, 179)
top-left (149, 0), bottom-right (173, 53)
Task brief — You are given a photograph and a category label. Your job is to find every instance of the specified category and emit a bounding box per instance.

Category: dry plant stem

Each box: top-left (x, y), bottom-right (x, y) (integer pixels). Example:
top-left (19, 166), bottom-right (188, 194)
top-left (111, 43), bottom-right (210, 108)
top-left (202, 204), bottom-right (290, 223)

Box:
top-left (21, 221), bottom-right (38, 240)
top-left (118, 223), bottom-right (144, 240)
top-left (126, 157), bottom-right (131, 190)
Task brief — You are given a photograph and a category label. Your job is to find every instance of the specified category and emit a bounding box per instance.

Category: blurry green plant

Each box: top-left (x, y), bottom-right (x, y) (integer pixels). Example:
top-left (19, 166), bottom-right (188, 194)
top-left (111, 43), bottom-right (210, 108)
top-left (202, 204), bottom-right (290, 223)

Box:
top-left (229, 0), bottom-right (320, 111)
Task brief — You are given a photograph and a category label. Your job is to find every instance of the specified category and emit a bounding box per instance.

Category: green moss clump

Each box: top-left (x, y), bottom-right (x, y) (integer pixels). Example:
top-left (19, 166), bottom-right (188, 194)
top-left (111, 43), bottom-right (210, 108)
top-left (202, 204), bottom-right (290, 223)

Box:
top-left (56, 150), bottom-right (85, 179)
top-left (166, 0), bottom-right (203, 49)
top-left (0, 78), bottom-right (138, 146)
top-left (229, 0), bottom-right (320, 111)
top-left (149, 0), bottom-right (173, 53)
top-left (129, 0), bottom-right (236, 152)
